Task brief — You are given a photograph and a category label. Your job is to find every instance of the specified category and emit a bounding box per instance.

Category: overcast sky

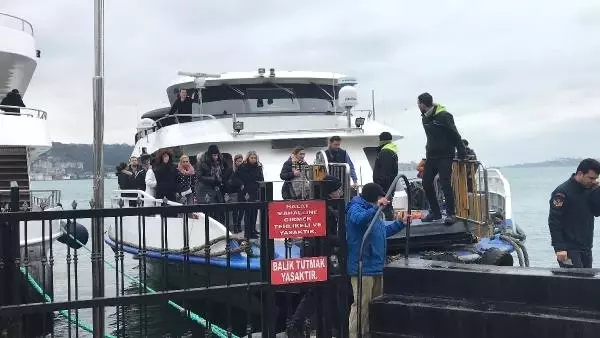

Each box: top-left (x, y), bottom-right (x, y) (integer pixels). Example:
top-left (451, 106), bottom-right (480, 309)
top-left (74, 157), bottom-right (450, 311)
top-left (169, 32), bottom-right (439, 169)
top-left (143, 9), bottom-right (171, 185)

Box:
top-left (3, 0), bottom-right (600, 166)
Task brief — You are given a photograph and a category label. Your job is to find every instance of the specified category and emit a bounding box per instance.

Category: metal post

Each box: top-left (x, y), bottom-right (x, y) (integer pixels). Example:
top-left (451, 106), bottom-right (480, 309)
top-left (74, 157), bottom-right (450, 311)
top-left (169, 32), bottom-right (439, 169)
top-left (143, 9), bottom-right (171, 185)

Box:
top-left (0, 182), bottom-right (21, 335)
top-left (346, 107), bottom-right (352, 128)
top-left (92, 0), bottom-right (105, 336)
top-left (371, 89), bottom-right (375, 120)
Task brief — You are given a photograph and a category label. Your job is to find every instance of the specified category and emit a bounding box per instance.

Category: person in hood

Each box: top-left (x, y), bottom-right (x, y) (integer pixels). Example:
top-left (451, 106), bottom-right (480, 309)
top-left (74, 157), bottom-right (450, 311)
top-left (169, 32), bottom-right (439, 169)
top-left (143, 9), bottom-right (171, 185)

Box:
top-left (372, 132), bottom-right (399, 220)
top-left (153, 149), bottom-right (178, 202)
top-left (346, 182), bottom-right (407, 337)
top-left (418, 92), bottom-right (466, 225)
top-left (1, 89), bottom-right (26, 114)
top-left (195, 144), bottom-right (227, 204)
top-left (0, 89), bottom-right (25, 115)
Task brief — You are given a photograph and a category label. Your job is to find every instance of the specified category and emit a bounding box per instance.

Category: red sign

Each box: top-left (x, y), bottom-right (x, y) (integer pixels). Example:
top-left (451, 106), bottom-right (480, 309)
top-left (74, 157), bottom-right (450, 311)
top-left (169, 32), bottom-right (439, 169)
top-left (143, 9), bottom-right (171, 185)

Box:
top-left (268, 200), bottom-right (327, 239)
top-left (271, 256), bottom-right (328, 285)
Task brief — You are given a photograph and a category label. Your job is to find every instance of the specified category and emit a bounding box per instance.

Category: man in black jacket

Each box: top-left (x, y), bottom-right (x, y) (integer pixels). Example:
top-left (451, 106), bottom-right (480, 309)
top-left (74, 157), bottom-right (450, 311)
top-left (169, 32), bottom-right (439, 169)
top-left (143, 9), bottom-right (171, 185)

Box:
top-left (373, 132), bottom-right (398, 220)
top-left (548, 158), bottom-right (600, 268)
top-left (418, 93), bottom-right (466, 225)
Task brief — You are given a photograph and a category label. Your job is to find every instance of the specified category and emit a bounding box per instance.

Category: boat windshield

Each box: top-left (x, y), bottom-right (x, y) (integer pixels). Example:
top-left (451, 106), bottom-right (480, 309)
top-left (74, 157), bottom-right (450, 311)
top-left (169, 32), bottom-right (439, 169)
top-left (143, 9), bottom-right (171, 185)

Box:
top-left (183, 83), bottom-right (343, 116)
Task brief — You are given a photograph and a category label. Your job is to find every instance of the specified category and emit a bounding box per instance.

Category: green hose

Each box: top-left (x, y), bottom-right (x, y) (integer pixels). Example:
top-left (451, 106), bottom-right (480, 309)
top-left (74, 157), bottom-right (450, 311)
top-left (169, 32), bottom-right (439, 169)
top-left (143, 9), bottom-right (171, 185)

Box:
top-left (19, 266), bottom-right (117, 338)
top-left (21, 232), bottom-right (240, 338)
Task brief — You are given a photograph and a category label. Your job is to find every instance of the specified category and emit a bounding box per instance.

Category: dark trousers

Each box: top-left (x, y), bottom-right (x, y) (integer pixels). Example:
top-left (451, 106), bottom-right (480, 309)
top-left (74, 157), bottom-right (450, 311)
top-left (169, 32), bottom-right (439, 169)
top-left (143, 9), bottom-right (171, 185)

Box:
top-left (383, 193), bottom-right (394, 221)
top-left (558, 249), bottom-right (593, 268)
top-left (423, 158), bottom-right (454, 217)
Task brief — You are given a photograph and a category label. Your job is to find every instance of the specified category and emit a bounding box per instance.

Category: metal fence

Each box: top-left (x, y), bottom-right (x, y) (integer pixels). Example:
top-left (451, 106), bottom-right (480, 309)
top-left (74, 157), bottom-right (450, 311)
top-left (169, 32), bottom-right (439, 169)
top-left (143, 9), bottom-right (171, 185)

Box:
top-left (0, 168), bottom-right (350, 337)
top-left (451, 160), bottom-right (491, 237)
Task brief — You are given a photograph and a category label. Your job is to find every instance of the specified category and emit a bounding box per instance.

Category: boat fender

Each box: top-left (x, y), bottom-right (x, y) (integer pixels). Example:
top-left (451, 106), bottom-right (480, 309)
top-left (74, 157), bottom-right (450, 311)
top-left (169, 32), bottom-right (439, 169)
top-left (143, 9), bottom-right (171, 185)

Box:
top-left (57, 219), bottom-right (89, 250)
top-left (480, 247), bottom-right (513, 266)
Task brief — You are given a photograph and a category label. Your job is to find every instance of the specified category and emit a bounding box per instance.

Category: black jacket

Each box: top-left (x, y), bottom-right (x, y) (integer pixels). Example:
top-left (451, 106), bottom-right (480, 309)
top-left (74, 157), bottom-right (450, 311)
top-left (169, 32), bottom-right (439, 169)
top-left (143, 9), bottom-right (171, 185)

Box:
top-left (422, 104), bottom-right (466, 159)
top-left (236, 162), bottom-right (264, 200)
top-left (153, 163), bottom-right (178, 199)
top-left (372, 142), bottom-right (398, 193)
top-left (548, 175), bottom-right (595, 251)
top-left (1, 92), bottom-right (25, 114)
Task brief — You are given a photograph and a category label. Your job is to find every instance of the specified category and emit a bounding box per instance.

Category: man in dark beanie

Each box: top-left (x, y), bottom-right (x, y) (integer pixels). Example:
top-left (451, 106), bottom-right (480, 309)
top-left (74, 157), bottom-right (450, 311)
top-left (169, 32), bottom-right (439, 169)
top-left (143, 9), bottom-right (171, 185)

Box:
top-left (346, 182), bottom-right (407, 336)
top-left (373, 131), bottom-right (399, 220)
top-left (417, 92), bottom-right (466, 225)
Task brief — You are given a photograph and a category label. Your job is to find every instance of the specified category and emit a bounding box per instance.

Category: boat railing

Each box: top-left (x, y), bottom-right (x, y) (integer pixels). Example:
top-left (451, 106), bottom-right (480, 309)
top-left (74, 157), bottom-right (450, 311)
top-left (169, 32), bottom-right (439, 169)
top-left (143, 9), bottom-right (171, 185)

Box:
top-left (111, 189), bottom-right (182, 207)
top-left (135, 113), bottom-right (217, 141)
top-left (0, 12), bottom-right (34, 36)
top-left (452, 159), bottom-right (491, 236)
top-left (0, 189), bottom-right (61, 211)
top-left (486, 168), bottom-right (513, 220)
top-left (0, 105), bottom-right (47, 119)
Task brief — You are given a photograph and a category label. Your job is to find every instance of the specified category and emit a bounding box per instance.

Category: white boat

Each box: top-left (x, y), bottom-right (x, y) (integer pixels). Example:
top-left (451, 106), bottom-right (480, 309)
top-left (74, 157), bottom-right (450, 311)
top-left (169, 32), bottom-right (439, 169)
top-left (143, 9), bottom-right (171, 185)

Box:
top-left (0, 12), bottom-right (76, 286)
top-left (105, 68), bottom-right (529, 317)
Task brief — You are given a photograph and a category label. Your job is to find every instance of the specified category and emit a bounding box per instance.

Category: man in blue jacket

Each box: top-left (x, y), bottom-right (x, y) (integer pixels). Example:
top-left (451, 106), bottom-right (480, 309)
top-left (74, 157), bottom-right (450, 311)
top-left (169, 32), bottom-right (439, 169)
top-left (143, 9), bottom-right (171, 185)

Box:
top-left (347, 183), bottom-right (408, 337)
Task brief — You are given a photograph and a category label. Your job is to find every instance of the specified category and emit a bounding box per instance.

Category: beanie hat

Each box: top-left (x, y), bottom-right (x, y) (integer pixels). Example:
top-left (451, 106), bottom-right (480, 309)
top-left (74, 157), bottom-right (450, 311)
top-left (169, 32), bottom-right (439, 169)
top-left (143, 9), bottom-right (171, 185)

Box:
top-left (379, 132), bottom-right (392, 142)
top-left (207, 144), bottom-right (220, 155)
top-left (361, 183), bottom-right (386, 203)
top-left (322, 175), bottom-right (342, 195)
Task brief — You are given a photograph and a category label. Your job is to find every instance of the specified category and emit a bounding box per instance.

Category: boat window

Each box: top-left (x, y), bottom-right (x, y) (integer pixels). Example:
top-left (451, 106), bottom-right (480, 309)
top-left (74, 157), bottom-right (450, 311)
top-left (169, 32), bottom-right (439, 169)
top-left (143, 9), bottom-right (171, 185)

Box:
top-left (247, 87), bottom-right (300, 113)
top-left (271, 138), bottom-right (328, 150)
top-left (363, 147), bottom-right (379, 170)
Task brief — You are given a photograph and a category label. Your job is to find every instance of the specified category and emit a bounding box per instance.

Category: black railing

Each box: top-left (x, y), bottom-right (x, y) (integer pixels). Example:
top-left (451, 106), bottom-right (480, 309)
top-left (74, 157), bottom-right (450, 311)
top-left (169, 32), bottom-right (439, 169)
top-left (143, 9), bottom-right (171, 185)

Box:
top-left (0, 178), bottom-right (349, 337)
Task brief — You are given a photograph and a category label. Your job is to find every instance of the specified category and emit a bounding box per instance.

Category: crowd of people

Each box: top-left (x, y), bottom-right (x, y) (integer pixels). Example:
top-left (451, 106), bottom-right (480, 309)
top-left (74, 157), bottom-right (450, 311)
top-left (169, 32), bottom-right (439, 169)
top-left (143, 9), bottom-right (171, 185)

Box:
top-left (116, 144), bottom-right (265, 237)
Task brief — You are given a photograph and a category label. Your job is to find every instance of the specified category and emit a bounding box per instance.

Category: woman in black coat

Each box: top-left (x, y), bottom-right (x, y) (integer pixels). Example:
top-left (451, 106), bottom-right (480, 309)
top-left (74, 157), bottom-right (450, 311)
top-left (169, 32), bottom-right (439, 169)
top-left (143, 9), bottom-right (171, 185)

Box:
top-left (236, 151), bottom-right (264, 238)
top-left (152, 149), bottom-right (178, 202)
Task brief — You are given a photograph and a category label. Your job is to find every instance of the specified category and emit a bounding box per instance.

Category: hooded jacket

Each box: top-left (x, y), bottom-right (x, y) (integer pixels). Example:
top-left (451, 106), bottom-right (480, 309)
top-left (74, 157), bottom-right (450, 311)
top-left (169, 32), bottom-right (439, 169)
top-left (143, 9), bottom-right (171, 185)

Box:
top-left (373, 142), bottom-right (399, 193)
top-left (422, 103), bottom-right (466, 159)
top-left (346, 196), bottom-right (404, 276)
top-left (1, 90), bottom-right (25, 114)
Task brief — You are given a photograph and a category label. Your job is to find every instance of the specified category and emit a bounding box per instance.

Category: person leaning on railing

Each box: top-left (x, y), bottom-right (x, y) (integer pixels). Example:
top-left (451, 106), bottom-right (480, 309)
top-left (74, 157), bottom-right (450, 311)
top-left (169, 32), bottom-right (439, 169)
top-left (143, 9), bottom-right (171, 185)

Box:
top-left (0, 89), bottom-right (26, 115)
top-left (167, 88), bottom-right (196, 124)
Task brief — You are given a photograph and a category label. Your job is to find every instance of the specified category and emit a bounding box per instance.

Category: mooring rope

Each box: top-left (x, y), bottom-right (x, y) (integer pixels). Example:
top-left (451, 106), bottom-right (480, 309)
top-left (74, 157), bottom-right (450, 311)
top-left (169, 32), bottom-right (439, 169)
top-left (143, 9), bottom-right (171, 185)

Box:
top-left (21, 233), bottom-right (241, 338)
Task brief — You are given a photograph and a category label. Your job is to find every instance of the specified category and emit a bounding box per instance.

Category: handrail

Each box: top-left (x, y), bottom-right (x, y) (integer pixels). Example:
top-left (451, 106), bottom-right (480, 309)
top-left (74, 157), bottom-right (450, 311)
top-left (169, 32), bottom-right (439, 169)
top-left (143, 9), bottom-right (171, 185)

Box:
top-left (0, 12), bottom-right (34, 36)
top-left (233, 127), bottom-right (363, 137)
top-left (112, 189), bottom-right (182, 206)
top-left (154, 113), bottom-right (217, 127)
top-left (0, 105), bottom-right (47, 119)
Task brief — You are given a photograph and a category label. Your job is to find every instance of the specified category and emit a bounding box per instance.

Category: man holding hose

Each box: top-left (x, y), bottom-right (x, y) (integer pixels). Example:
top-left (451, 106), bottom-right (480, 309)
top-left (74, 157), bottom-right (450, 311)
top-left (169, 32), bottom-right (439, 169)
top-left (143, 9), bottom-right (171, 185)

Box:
top-left (346, 183), bottom-right (409, 337)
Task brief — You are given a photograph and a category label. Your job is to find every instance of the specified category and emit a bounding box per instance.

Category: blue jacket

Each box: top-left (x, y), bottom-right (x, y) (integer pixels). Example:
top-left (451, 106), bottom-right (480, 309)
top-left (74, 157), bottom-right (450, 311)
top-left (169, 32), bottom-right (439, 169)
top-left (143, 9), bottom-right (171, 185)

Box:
top-left (346, 196), bottom-right (405, 276)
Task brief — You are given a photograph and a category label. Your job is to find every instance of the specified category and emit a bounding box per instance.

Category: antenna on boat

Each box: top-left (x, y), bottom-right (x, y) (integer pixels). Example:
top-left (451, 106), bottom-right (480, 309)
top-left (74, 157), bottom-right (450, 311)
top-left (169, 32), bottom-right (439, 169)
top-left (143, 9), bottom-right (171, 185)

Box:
top-left (177, 71), bottom-right (221, 78)
top-left (338, 84), bottom-right (358, 129)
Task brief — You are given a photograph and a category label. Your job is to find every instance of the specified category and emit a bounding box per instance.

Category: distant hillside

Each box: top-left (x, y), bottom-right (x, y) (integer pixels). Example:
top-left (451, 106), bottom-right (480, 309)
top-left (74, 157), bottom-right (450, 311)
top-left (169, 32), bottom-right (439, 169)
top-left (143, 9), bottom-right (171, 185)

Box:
top-left (38, 142), bottom-right (134, 170)
top-left (505, 158), bottom-right (599, 168)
